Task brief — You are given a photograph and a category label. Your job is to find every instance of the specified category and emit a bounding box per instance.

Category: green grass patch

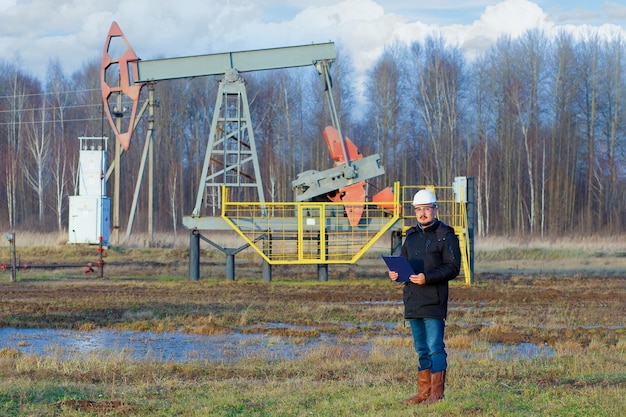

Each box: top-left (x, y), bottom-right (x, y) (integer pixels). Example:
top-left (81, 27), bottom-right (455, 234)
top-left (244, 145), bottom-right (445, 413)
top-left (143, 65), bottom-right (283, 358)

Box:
top-left (0, 346), bottom-right (624, 416)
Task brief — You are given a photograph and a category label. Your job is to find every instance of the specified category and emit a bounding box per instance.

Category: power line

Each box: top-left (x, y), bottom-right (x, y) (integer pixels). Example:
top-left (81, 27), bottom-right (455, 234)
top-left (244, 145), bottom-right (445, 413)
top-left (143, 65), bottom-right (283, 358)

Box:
top-left (0, 102), bottom-right (105, 115)
top-left (0, 88), bottom-right (101, 100)
top-left (0, 86), bottom-right (137, 123)
top-left (0, 116), bottom-right (109, 127)
top-left (0, 87), bottom-right (134, 116)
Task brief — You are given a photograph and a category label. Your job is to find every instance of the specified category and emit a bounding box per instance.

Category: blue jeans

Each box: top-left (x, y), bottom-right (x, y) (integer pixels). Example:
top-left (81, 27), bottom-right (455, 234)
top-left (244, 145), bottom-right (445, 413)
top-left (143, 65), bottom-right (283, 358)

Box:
top-left (408, 318), bottom-right (447, 373)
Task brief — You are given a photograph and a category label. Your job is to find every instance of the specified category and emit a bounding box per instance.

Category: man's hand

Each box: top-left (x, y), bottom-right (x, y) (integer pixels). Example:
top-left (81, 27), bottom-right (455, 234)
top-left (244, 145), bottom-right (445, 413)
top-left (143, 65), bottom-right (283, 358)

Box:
top-left (409, 272), bottom-right (426, 285)
top-left (388, 271), bottom-right (399, 281)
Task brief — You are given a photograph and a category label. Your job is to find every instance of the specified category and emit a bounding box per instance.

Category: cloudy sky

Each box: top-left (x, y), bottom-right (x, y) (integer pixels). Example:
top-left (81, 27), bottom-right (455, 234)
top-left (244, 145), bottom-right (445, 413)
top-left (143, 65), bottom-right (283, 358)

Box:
top-left (1, 0), bottom-right (625, 84)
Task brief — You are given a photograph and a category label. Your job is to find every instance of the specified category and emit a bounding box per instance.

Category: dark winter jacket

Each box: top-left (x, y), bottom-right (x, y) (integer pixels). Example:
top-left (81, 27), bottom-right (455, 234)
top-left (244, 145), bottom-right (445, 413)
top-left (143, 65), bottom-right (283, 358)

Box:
top-left (401, 219), bottom-right (461, 320)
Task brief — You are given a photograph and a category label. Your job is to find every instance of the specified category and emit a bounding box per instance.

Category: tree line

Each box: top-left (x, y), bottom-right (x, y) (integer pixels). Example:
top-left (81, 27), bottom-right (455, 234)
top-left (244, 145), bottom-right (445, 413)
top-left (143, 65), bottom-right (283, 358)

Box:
top-left (1, 28), bottom-right (625, 239)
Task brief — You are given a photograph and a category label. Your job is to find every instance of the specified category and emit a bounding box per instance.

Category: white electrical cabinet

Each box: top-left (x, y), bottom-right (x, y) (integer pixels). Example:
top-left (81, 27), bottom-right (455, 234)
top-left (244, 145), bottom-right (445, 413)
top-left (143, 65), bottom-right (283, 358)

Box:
top-left (68, 196), bottom-right (110, 245)
top-left (68, 137), bottom-right (109, 245)
top-left (79, 148), bottom-right (106, 196)
top-left (453, 176), bottom-right (468, 203)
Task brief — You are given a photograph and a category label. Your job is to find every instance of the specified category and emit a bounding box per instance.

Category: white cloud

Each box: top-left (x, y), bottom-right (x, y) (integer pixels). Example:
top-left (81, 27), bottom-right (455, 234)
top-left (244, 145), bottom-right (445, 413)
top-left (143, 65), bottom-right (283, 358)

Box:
top-left (0, 0), bottom-right (625, 84)
top-left (453, 0), bottom-right (552, 58)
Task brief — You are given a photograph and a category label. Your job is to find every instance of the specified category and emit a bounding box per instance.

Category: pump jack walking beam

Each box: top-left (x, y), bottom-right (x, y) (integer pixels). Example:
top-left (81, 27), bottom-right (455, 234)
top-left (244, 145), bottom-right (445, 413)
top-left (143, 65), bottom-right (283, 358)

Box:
top-left (134, 42), bottom-right (336, 81)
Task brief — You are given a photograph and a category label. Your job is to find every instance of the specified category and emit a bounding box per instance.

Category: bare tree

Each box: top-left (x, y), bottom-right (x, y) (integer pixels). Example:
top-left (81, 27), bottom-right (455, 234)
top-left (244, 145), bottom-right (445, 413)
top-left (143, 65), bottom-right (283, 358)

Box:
top-left (407, 36), bottom-right (465, 186)
top-left (469, 55), bottom-right (496, 237)
top-left (575, 32), bottom-right (602, 232)
top-left (508, 30), bottom-right (548, 235)
top-left (474, 36), bottom-right (519, 235)
top-left (364, 46), bottom-right (404, 183)
top-left (168, 161), bottom-right (178, 237)
top-left (46, 59), bottom-right (73, 231)
top-left (598, 32), bottom-right (625, 230)
top-left (546, 32), bottom-right (582, 235)
top-left (3, 61), bottom-right (40, 228)
top-left (51, 141), bottom-right (69, 232)
top-left (23, 93), bottom-right (51, 224)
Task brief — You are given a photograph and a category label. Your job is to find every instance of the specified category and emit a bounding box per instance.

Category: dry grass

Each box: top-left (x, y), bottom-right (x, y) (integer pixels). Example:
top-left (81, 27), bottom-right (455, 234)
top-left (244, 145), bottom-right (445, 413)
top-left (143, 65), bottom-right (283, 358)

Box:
top-left (476, 234), bottom-right (626, 252)
top-left (4, 230), bottom-right (626, 253)
top-left (0, 230), bottom-right (245, 250)
top-left (0, 232), bottom-right (625, 415)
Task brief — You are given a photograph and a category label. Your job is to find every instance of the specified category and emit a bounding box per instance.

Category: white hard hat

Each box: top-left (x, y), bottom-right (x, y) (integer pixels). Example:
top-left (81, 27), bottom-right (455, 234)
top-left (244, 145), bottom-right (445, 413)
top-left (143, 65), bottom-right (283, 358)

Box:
top-left (412, 189), bottom-right (437, 206)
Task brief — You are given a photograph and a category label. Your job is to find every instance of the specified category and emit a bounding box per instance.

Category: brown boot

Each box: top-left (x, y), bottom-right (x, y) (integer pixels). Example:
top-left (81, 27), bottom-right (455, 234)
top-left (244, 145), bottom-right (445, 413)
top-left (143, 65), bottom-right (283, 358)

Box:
top-left (422, 370), bottom-right (445, 405)
top-left (402, 369), bottom-right (431, 404)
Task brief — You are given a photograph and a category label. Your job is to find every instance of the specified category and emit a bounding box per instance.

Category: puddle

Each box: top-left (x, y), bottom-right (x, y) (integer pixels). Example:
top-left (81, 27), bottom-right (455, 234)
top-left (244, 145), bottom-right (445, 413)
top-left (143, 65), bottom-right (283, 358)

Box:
top-left (0, 327), bottom-right (329, 363)
top-left (0, 327), bottom-right (554, 363)
top-left (485, 342), bottom-right (555, 360)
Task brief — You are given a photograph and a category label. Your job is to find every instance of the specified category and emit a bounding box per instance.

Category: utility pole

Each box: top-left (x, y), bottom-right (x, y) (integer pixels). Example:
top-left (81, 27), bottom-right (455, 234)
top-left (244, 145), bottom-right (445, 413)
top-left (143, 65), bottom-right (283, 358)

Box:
top-left (6, 232), bottom-right (16, 282)
top-left (112, 91), bottom-right (123, 245)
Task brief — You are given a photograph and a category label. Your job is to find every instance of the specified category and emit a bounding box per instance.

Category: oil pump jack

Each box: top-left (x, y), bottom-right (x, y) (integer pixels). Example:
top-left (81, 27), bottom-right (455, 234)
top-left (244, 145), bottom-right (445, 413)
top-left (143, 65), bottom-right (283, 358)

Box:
top-left (101, 22), bottom-right (392, 236)
top-left (99, 22), bottom-right (476, 284)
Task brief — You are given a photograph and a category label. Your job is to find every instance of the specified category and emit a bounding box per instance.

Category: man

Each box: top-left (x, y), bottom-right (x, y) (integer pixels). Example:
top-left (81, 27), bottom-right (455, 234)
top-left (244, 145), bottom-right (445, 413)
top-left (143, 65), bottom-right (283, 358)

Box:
top-left (388, 189), bottom-right (461, 405)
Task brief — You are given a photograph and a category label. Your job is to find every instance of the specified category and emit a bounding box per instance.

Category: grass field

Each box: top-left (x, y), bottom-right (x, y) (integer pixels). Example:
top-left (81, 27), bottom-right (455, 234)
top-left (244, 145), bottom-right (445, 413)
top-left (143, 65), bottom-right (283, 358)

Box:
top-left (0, 233), bottom-right (625, 416)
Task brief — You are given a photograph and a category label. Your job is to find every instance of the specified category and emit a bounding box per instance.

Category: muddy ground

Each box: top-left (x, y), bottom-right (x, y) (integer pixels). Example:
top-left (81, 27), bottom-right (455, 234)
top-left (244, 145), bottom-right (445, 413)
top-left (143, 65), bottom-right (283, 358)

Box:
top-left (0, 248), bottom-right (624, 350)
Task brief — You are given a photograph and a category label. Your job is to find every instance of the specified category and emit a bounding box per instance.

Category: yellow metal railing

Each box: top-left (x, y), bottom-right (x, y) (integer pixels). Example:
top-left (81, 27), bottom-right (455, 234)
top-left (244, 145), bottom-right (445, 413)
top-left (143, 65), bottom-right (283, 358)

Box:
top-left (221, 183), bottom-right (401, 264)
top-left (219, 182), bottom-right (472, 283)
top-left (400, 185), bottom-right (473, 285)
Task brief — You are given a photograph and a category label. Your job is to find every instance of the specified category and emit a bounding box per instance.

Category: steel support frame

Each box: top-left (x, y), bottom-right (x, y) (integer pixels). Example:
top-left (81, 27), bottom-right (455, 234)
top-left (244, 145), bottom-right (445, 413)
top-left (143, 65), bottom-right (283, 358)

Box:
top-left (192, 71), bottom-right (266, 217)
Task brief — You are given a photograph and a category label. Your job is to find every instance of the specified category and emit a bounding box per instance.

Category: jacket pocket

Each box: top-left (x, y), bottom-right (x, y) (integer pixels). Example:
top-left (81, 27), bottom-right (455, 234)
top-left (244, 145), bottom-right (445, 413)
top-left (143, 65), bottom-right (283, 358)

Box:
top-left (403, 285), bottom-right (440, 307)
top-left (416, 285), bottom-right (440, 306)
